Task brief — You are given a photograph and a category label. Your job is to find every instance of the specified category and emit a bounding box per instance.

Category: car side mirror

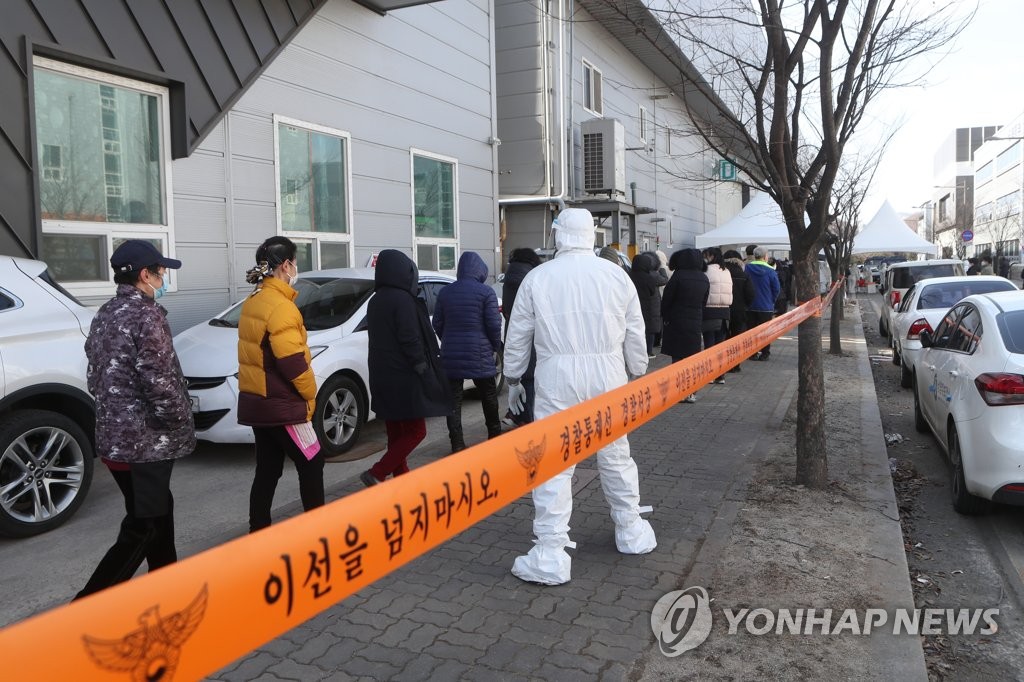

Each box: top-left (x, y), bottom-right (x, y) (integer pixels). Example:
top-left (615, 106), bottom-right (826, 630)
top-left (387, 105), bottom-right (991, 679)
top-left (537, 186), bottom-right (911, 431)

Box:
top-left (919, 330), bottom-right (933, 348)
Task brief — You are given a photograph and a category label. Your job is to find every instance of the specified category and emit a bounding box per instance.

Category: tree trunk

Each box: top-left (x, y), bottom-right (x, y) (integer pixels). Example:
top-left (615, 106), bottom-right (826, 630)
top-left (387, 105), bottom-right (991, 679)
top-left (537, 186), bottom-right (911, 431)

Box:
top-left (829, 292), bottom-right (843, 355)
top-left (793, 253), bottom-right (829, 487)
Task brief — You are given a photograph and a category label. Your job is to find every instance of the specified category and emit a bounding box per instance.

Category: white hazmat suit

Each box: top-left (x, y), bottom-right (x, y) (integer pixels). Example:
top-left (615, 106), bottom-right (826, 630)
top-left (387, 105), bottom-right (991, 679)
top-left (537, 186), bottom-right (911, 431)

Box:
top-left (503, 208), bottom-right (657, 585)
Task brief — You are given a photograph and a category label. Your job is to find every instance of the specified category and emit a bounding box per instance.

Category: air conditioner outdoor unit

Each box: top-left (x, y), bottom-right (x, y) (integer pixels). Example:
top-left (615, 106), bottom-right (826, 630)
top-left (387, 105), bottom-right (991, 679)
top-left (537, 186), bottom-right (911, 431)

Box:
top-left (582, 118), bottom-right (626, 196)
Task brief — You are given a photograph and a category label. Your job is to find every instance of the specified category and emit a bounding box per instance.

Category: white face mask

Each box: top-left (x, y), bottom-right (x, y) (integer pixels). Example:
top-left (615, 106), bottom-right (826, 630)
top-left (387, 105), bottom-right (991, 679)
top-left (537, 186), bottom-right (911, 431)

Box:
top-left (288, 261), bottom-right (299, 286)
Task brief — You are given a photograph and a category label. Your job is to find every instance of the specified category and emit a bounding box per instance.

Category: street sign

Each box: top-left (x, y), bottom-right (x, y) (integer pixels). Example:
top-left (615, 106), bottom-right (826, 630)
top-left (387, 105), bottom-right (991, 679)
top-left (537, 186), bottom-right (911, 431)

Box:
top-left (962, 229), bottom-right (974, 242)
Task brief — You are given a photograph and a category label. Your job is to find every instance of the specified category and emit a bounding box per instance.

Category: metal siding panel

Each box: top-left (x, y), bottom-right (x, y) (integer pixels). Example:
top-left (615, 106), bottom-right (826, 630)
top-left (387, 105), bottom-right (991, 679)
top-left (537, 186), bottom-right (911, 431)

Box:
top-left (161, 289), bottom-right (232, 334)
top-left (165, 0), bottom-right (240, 107)
top-left (173, 149), bottom-right (226, 198)
top-left (80, 0), bottom-right (161, 69)
top-left (350, 142), bottom-right (408, 183)
top-left (230, 157), bottom-right (275, 203)
top-left (32, 0), bottom-right (112, 57)
top-left (352, 175), bottom-right (408, 217)
top-left (353, 211), bottom-right (416, 249)
top-left (173, 196), bottom-right (228, 243)
top-left (196, 117), bottom-right (226, 154)
top-left (199, 0), bottom-right (260, 81)
top-left (232, 0), bottom-right (279, 60)
top-left (261, 0), bottom-right (297, 42)
top-left (228, 111), bottom-right (274, 162)
top-left (170, 244), bottom-right (229, 289)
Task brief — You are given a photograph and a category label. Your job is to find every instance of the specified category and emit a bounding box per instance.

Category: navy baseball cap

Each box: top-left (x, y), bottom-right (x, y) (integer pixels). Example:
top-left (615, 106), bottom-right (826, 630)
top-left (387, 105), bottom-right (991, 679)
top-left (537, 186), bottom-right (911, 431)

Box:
top-left (110, 240), bottom-right (182, 273)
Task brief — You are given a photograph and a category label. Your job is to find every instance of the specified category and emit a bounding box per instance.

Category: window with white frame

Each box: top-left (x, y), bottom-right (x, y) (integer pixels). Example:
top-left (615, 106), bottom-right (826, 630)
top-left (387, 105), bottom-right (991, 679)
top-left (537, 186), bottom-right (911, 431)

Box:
top-left (639, 106), bottom-right (649, 145)
top-left (583, 59), bottom-right (603, 115)
top-left (275, 115), bottom-right (352, 270)
top-left (34, 57), bottom-right (173, 293)
top-left (412, 150), bottom-right (457, 271)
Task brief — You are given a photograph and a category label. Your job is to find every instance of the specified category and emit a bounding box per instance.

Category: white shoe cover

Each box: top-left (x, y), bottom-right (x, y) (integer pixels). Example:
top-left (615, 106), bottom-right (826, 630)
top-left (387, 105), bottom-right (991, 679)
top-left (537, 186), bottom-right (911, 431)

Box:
top-left (511, 543), bottom-right (572, 585)
top-left (615, 517), bottom-right (657, 555)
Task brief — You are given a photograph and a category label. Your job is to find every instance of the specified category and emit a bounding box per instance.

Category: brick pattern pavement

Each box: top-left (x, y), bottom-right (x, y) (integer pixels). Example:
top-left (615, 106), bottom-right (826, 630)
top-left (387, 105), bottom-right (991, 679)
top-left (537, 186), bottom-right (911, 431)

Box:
top-left (212, 335), bottom-right (801, 681)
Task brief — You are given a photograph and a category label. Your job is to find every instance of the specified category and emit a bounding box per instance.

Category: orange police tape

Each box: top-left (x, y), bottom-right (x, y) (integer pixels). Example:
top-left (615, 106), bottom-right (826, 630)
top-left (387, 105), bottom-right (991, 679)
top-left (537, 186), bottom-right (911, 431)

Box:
top-left (0, 281), bottom-right (842, 680)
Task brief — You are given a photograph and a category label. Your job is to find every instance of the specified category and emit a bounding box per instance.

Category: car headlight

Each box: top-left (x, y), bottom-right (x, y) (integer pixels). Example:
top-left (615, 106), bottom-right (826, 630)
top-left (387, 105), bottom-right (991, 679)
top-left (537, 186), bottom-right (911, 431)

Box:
top-left (310, 345), bottom-right (328, 360)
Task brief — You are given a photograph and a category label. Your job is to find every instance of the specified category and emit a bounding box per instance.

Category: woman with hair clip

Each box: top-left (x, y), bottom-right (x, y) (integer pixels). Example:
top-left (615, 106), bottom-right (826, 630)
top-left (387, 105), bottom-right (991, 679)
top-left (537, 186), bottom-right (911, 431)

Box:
top-left (237, 236), bottom-right (324, 532)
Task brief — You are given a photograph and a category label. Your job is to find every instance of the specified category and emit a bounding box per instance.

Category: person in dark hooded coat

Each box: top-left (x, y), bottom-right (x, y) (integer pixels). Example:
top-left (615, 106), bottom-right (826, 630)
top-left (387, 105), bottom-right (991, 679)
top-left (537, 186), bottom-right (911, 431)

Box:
top-left (362, 249), bottom-right (452, 485)
top-left (502, 248), bottom-right (542, 425)
top-left (661, 249), bottom-right (709, 403)
top-left (433, 251), bottom-right (504, 451)
top-left (630, 252), bottom-right (669, 356)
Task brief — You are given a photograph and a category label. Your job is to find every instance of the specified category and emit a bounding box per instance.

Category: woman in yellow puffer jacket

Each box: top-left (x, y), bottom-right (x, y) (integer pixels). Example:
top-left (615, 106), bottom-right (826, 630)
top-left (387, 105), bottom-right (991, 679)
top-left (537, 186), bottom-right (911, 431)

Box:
top-left (238, 236), bottom-right (323, 533)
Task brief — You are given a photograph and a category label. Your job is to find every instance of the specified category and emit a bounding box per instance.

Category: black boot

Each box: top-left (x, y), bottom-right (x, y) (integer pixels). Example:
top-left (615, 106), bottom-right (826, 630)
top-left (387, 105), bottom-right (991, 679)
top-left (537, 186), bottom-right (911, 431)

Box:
top-left (479, 376), bottom-right (502, 439)
top-left (447, 379), bottom-right (466, 453)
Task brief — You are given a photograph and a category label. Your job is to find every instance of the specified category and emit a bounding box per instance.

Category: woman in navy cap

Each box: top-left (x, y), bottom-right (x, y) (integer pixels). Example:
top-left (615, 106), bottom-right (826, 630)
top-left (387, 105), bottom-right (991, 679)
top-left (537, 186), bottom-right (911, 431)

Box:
top-left (75, 240), bottom-right (194, 599)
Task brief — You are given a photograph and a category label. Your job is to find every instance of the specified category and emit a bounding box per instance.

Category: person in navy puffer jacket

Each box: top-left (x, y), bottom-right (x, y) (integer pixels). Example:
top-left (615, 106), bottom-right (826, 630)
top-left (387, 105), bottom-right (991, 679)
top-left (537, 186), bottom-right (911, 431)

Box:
top-left (433, 251), bottom-right (504, 452)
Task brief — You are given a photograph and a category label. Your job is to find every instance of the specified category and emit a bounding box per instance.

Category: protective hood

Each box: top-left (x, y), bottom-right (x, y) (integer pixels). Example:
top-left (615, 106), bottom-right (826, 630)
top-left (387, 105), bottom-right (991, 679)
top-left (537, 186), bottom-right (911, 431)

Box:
top-left (375, 249), bottom-right (419, 295)
top-left (456, 250), bottom-right (488, 283)
top-left (631, 252), bottom-right (655, 273)
top-left (553, 208), bottom-right (596, 252)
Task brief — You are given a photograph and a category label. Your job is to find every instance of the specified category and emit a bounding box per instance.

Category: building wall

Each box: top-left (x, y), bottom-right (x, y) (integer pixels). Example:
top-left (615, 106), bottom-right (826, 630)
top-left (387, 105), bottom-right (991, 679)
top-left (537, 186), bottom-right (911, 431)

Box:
top-left (972, 114), bottom-right (1024, 261)
top-left (77, 0), bottom-right (498, 333)
top-left (495, 0), bottom-right (729, 259)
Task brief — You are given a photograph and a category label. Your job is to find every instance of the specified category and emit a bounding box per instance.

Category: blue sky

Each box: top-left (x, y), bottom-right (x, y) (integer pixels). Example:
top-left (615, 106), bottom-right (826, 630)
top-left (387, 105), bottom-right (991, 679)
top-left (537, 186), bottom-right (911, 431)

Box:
top-left (860, 0), bottom-right (1024, 221)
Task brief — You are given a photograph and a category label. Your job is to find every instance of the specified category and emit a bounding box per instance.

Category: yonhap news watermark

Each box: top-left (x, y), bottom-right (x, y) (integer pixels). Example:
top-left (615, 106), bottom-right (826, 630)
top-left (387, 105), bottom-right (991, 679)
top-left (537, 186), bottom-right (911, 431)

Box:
top-left (651, 586), bottom-right (999, 657)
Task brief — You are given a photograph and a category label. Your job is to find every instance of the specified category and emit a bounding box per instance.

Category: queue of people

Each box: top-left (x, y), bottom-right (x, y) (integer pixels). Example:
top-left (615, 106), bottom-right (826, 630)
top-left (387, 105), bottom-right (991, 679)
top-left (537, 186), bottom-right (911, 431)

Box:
top-left (75, 224), bottom-right (790, 598)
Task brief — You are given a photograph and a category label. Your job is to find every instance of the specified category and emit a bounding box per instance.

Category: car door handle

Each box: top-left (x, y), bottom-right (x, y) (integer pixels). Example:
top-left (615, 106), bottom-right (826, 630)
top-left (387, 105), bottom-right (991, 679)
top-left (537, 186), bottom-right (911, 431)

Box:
top-left (949, 370), bottom-right (959, 377)
top-left (926, 364), bottom-right (935, 371)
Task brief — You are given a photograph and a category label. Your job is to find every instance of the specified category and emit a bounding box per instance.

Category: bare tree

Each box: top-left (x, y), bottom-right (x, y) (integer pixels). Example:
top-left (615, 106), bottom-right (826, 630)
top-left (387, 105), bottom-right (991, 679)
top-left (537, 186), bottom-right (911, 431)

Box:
top-left (591, 0), bottom-right (972, 486)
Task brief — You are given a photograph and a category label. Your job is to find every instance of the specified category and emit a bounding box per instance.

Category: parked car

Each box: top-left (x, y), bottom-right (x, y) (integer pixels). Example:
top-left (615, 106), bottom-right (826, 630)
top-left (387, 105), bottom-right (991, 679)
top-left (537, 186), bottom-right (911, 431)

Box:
top-left (878, 259), bottom-right (965, 338)
top-left (532, 246), bottom-right (633, 271)
top-left (174, 268), bottom-right (501, 457)
top-left (891, 276), bottom-right (1016, 388)
top-left (0, 256), bottom-right (96, 537)
top-left (912, 290), bottom-right (1024, 514)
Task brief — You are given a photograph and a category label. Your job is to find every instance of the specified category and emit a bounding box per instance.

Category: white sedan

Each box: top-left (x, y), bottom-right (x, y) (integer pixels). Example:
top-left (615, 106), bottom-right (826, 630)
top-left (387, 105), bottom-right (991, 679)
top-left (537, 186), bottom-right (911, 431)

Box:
top-left (912, 290), bottom-right (1024, 514)
top-left (174, 268), bottom-right (477, 458)
top-left (891, 276), bottom-right (1015, 388)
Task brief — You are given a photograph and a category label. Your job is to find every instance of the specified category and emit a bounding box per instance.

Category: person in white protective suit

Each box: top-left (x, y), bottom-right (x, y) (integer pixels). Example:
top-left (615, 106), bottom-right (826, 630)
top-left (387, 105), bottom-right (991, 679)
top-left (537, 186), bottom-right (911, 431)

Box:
top-left (503, 208), bottom-right (657, 585)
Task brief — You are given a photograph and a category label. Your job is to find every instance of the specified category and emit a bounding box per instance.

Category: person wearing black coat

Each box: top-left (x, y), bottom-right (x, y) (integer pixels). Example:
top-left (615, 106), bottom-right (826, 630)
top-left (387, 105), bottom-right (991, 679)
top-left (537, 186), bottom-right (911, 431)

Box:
top-left (661, 248), bottom-right (709, 402)
top-left (361, 249), bottom-right (452, 485)
top-left (502, 248), bottom-right (541, 425)
top-left (723, 250), bottom-right (755, 373)
top-left (630, 252), bottom-right (669, 356)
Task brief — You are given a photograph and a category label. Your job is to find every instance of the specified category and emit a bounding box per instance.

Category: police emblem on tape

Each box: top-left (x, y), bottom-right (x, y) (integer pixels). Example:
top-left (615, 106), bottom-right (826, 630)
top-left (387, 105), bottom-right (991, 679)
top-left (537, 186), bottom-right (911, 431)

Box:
top-left (82, 584), bottom-right (208, 680)
top-left (515, 436), bottom-right (547, 484)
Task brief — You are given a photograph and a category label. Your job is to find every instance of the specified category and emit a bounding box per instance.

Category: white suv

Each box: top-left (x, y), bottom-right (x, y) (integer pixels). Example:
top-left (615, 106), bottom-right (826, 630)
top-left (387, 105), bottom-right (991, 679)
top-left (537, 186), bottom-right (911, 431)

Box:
top-left (878, 259), bottom-right (965, 338)
top-left (0, 256), bottom-right (96, 537)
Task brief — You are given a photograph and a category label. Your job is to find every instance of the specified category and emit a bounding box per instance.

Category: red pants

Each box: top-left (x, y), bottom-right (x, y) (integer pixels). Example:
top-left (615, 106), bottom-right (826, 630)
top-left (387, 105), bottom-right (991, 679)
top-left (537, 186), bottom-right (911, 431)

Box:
top-left (370, 418), bottom-right (426, 480)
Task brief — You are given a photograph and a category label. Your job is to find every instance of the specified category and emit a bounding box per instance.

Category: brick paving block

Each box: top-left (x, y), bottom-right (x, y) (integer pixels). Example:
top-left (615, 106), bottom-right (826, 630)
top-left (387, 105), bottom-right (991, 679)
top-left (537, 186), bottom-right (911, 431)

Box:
top-left (404, 606), bottom-right (458, 628)
top-left (535, 662), bottom-right (597, 682)
top-left (267, 658), bottom-right (330, 681)
top-left (503, 624), bottom-right (557, 647)
top-left (582, 640), bottom-right (640, 662)
top-left (288, 631), bottom-right (341, 665)
top-left (423, 641), bottom-right (485, 665)
top-left (459, 665), bottom-right (533, 682)
top-left (213, 651), bottom-right (279, 681)
top-left (544, 650), bottom-right (605, 675)
top-left (429, 659), bottom-right (474, 680)
top-left (397, 623), bottom-right (445, 652)
top-left (357, 642), bottom-right (417, 668)
top-left (311, 636), bottom-right (366, 670)
top-left (523, 593), bottom-right (559, 619)
top-left (390, 653), bottom-right (444, 681)
top-left (357, 589), bottom-right (400, 614)
top-left (339, 657), bottom-right (401, 679)
top-left (322, 621), bottom-right (384, 644)
top-left (599, 661), bottom-right (631, 681)
top-left (449, 605), bottom-right (492, 632)
top-left (380, 593), bottom-right (425, 619)
top-left (376, 618), bottom-right (423, 649)
top-left (437, 627), bottom-right (498, 652)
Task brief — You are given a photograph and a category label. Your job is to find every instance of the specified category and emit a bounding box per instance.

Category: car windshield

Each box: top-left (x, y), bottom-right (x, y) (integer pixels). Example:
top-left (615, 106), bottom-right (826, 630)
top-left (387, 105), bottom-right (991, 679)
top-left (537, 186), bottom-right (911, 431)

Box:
top-left (213, 277), bottom-right (375, 331)
top-left (891, 265), bottom-right (958, 289)
top-left (917, 281), bottom-right (1016, 310)
top-left (998, 310), bottom-right (1024, 354)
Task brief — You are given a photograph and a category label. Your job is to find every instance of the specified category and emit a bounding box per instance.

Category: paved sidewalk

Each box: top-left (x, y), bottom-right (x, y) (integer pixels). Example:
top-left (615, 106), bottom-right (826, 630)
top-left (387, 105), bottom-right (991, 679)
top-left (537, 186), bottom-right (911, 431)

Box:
top-left (210, 307), bottom-right (915, 681)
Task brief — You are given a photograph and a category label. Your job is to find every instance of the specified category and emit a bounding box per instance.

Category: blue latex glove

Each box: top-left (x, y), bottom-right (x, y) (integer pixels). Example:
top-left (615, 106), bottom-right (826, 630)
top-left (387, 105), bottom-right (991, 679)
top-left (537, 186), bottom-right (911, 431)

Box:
top-left (508, 383), bottom-right (527, 415)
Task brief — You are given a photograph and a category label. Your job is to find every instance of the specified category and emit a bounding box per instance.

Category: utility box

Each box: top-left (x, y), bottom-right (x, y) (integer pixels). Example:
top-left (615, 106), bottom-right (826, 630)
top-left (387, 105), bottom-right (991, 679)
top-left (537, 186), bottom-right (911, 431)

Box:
top-left (582, 118), bottom-right (626, 196)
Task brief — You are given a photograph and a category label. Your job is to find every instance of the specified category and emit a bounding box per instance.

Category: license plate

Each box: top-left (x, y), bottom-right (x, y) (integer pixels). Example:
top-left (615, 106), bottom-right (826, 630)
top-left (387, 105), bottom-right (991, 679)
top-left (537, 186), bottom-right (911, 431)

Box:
top-left (189, 395), bottom-right (200, 413)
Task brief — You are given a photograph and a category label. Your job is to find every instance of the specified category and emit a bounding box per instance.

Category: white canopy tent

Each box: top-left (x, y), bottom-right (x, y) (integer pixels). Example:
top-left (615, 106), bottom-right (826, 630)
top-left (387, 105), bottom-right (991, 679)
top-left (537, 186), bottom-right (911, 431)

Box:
top-left (852, 200), bottom-right (939, 256)
top-left (694, 192), bottom-right (793, 249)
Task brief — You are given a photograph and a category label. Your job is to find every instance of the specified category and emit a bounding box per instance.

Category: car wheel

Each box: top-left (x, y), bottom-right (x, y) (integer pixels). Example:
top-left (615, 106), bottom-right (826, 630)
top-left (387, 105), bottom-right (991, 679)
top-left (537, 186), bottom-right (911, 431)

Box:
top-left (948, 425), bottom-right (991, 515)
top-left (313, 374), bottom-right (364, 457)
top-left (900, 360), bottom-right (913, 389)
top-left (0, 410), bottom-right (94, 538)
top-left (912, 376), bottom-right (928, 434)
top-left (879, 315), bottom-right (888, 338)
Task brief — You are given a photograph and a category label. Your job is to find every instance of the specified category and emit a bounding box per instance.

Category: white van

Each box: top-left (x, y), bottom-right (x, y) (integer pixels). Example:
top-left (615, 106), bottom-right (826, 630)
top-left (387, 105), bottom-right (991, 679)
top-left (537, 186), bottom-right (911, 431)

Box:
top-left (878, 259), bottom-right (965, 337)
